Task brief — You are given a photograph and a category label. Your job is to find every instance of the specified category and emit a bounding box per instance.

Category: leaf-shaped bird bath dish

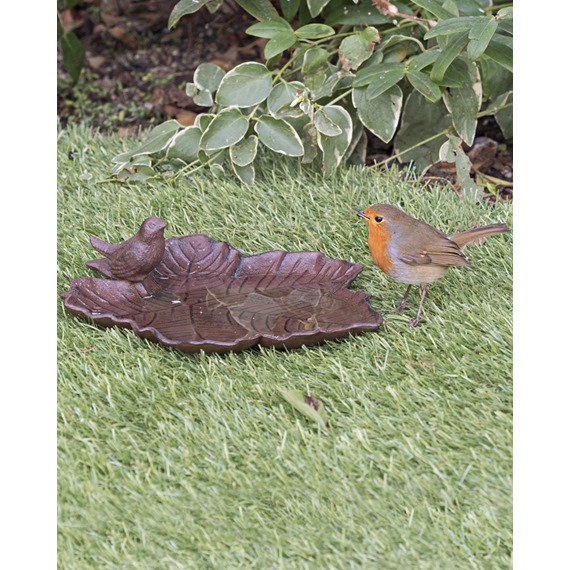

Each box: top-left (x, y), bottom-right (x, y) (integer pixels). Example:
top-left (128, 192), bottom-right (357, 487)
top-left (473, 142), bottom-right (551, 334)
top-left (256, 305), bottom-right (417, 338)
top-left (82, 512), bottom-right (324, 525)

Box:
top-left (62, 226), bottom-right (382, 353)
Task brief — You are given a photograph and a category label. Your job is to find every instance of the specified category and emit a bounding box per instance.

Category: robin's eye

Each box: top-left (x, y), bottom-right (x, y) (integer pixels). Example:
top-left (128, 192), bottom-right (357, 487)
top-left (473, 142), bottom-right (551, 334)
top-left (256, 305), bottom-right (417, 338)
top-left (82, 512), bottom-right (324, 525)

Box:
top-left (374, 216), bottom-right (383, 223)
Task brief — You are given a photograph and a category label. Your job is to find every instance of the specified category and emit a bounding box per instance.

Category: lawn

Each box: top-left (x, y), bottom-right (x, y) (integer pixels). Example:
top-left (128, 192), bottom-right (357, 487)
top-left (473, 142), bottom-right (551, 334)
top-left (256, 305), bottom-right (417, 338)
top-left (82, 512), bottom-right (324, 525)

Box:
top-left (58, 124), bottom-right (512, 569)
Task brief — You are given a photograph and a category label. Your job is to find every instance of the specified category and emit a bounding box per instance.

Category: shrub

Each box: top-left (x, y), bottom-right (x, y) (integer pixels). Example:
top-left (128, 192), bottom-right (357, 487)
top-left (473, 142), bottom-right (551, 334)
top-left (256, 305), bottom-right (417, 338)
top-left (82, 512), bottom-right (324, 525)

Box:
top-left (111, 0), bottom-right (512, 192)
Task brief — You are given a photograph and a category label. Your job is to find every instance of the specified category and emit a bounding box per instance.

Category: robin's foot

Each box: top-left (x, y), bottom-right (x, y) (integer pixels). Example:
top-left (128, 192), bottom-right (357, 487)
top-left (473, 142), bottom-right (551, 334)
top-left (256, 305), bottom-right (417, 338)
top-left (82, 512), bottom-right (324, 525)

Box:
top-left (407, 315), bottom-right (421, 327)
top-left (394, 285), bottom-right (412, 314)
top-left (406, 284), bottom-right (428, 327)
top-left (394, 300), bottom-right (408, 314)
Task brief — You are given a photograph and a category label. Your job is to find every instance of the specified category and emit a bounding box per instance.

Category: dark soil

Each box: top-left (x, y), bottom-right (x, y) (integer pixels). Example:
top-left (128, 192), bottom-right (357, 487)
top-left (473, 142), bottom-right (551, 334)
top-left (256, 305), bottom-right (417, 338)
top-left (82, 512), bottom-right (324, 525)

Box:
top-left (57, 1), bottom-right (512, 199)
top-left (58, 1), bottom-right (259, 133)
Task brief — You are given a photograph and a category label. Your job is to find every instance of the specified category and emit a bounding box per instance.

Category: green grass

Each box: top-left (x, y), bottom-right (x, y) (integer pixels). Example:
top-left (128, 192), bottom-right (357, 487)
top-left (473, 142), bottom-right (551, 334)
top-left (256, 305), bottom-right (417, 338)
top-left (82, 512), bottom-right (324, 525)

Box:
top-left (58, 124), bottom-right (512, 569)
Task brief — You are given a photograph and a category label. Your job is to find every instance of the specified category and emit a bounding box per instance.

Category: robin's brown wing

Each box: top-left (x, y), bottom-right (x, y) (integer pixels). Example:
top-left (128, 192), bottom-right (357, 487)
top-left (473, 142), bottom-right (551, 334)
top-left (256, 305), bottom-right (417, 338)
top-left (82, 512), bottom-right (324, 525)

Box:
top-left (399, 233), bottom-right (472, 268)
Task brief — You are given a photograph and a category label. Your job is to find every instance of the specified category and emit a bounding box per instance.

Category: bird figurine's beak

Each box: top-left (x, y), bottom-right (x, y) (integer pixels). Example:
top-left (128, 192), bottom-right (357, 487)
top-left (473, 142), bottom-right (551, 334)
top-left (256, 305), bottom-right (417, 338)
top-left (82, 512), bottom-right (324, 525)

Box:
top-left (356, 210), bottom-right (368, 220)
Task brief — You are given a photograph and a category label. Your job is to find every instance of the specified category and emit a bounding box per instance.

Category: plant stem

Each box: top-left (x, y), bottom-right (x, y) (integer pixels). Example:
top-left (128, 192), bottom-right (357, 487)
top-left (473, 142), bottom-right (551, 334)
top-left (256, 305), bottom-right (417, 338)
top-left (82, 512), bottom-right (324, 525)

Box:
top-left (484, 2), bottom-right (512, 12)
top-left (327, 89), bottom-right (353, 107)
top-left (374, 100), bottom-right (513, 169)
top-left (273, 53), bottom-right (299, 84)
top-left (374, 128), bottom-right (451, 169)
top-left (171, 152), bottom-right (223, 182)
top-left (476, 101), bottom-right (512, 119)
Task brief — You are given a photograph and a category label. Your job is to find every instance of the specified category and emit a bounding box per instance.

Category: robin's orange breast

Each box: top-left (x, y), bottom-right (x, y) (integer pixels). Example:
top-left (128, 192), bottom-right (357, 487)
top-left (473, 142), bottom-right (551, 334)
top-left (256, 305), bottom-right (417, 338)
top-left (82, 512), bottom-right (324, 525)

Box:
top-left (368, 222), bottom-right (395, 276)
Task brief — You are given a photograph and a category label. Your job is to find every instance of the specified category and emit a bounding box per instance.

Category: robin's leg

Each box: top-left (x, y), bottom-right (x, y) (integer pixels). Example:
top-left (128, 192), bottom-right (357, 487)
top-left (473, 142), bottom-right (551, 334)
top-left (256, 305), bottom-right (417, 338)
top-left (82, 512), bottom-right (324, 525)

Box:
top-left (394, 285), bottom-right (413, 313)
top-left (408, 283), bottom-right (428, 327)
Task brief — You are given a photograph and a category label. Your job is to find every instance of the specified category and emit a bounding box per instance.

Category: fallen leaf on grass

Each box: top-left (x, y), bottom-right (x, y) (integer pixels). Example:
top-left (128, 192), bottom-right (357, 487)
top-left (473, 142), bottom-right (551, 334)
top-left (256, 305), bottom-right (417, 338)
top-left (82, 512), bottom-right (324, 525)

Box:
top-left (279, 388), bottom-right (328, 430)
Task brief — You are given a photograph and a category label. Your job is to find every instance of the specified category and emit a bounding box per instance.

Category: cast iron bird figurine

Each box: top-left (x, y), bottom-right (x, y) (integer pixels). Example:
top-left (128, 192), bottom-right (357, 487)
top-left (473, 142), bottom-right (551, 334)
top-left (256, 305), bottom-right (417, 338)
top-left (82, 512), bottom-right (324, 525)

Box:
top-left (357, 204), bottom-right (510, 327)
top-left (86, 216), bottom-right (166, 281)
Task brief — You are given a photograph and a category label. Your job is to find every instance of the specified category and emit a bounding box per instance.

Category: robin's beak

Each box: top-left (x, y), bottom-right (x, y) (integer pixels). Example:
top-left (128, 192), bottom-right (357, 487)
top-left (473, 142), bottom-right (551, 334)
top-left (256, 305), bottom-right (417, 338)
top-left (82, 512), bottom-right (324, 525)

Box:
top-left (356, 210), bottom-right (368, 220)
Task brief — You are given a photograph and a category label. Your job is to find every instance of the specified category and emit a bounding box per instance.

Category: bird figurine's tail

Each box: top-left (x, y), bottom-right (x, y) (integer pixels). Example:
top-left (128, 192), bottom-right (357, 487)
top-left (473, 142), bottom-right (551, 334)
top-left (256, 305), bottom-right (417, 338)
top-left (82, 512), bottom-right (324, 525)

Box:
top-left (450, 223), bottom-right (510, 249)
top-left (89, 236), bottom-right (118, 257)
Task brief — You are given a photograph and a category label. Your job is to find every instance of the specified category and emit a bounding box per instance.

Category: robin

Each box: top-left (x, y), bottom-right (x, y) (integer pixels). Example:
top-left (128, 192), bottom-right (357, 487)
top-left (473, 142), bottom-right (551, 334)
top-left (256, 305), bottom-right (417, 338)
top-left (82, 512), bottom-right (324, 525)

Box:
top-left (356, 204), bottom-right (510, 326)
top-left (86, 216), bottom-right (166, 282)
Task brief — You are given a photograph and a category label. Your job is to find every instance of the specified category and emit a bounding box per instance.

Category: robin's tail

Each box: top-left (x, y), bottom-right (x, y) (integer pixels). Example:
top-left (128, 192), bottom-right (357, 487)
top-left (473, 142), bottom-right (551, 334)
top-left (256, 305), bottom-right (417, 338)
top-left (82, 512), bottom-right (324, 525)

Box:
top-left (450, 223), bottom-right (510, 249)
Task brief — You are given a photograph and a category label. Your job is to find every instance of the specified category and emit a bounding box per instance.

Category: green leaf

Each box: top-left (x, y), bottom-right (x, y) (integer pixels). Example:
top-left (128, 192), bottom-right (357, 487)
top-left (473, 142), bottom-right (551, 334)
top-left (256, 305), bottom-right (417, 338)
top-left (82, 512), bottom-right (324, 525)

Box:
top-left (116, 158), bottom-right (156, 183)
top-left (379, 32), bottom-right (416, 52)
top-left (314, 70), bottom-right (352, 100)
top-left (494, 92), bottom-right (513, 139)
top-left (59, 31), bottom-right (85, 83)
top-left (407, 69), bottom-right (442, 103)
top-left (440, 0), bottom-right (459, 16)
top-left (295, 24), bottom-right (335, 40)
top-left (281, 0), bottom-right (300, 21)
top-left (131, 120), bottom-right (181, 157)
top-left (352, 85), bottom-right (403, 143)
top-left (424, 16), bottom-right (480, 39)
top-left (230, 135), bottom-right (259, 166)
top-left (278, 389), bottom-right (328, 430)
top-left (485, 35), bottom-right (513, 72)
top-left (413, 0), bottom-right (456, 20)
top-left (57, 16), bottom-right (64, 42)
top-left (497, 8), bottom-right (513, 35)
top-left (497, 18), bottom-right (513, 36)
top-left (316, 106), bottom-right (353, 173)
top-left (168, 0), bottom-right (211, 28)
top-left (235, 0), bottom-right (280, 21)
top-left (314, 108), bottom-right (342, 136)
top-left (264, 31), bottom-right (297, 60)
top-left (62, 0), bottom-right (84, 9)
top-left (442, 59), bottom-right (481, 145)
top-left (339, 27), bottom-right (380, 71)
top-left (430, 31), bottom-right (469, 83)
top-left (438, 58), bottom-right (470, 87)
top-left (267, 81), bottom-right (305, 118)
top-left (210, 162), bottom-right (225, 179)
top-left (485, 90), bottom-right (512, 117)
top-left (200, 109), bottom-right (249, 151)
top-left (193, 89), bottom-right (214, 107)
top-left (353, 64), bottom-right (383, 89)
top-left (394, 91), bottom-right (451, 174)
top-left (232, 162), bottom-right (256, 185)
top-left (439, 135), bottom-right (483, 198)
top-left (246, 18), bottom-right (292, 39)
top-left (306, 0), bottom-right (332, 18)
top-left (111, 151), bottom-right (133, 166)
top-left (408, 50), bottom-right (441, 72)
top-left (344, 121), bottom-right (366, 166)
top-left (195, 113), bottom-right (215, 131)
top-left (480, 57), bottom-right (512, 100)
top-left (325, 0), bottom-right (390, 26)
top-left (365, 63), bottom-right (406, 99)
top-left (382, 43), bottom-right (410, 64)
top-left (216, 63), bottom-right (273, 107)
top-left (255, 116), bottom-right (304, 156)
top-left (454, 0), bottom-right (491, 17)
top-left (205, 0), bottom-right (224, 13)
top-left (301, 47), bottom-right (332, 91)
top-left (301, 122), bottom-right (319, 164)
top-left (167, 126), bottom-right (202, 162)
top-left (467, 16), bottom-right (498, 59)
top-left (199, 148), bottom-right (226, 164)
top-left (194, 62), bottom-right (226, 93)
